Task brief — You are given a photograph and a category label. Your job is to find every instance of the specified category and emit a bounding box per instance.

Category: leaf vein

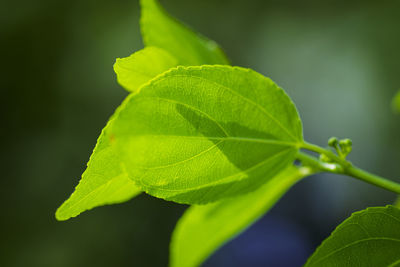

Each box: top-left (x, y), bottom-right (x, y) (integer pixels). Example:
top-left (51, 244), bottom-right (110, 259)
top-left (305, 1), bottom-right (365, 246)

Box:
top-left (138, 147), bottom-right (293, 192)
top-left (148, 96), bottom-right (230, 137)
top-left (156, 74), bottom-right (298, 141)
top-left (311, 237), bottom-right (400, 265)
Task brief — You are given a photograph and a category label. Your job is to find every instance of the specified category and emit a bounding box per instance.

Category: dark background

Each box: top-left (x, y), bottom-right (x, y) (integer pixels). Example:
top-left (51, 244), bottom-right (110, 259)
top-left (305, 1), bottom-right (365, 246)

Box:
top-left (2, 0), bottom-right (400, 266)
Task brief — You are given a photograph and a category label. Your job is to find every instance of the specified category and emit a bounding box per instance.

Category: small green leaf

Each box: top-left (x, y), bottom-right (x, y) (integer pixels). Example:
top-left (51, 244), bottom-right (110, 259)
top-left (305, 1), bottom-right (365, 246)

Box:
top-left (393, 90), bottom-right (400, 114)
top-left (56, 120), bottom-right (141, 221)
top-left (140, 0), bottom-right (229, 65)
top-left (170, 166), bottom-right (311, 267)
top-left (114, 47), bottom-right (178, 93)
top-left (108, 65), bottom-right (303, 204)
top-left (305, 205), bottom-right (400, 267)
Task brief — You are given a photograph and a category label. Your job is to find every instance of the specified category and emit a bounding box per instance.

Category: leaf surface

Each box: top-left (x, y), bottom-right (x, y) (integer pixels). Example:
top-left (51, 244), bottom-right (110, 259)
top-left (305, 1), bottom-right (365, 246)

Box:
top-left (170, 166), bottom-right (311, 267)
top-left (56, 120), bottom-right (141, 221)
top-left (114, 47), bottom-right (178, 93)
top-left (140, 0), bottom-right (229, 65)
top-left (305, 205), bottom-right (400, 267)
top-left (108, 65), bottom-right (303, 204)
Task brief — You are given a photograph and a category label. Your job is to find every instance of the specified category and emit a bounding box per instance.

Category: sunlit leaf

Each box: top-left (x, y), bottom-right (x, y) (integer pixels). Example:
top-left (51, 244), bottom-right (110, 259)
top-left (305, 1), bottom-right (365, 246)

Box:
top-left (57, 0), bottom-right (231, 220)
top-left (114, 46), bottom-right (178, 93)
top-left (305, 205), bottom-right (400, 267)
top-left (170, 166), bottom-right (312, 267)
top-left (140, 0), bottom-right (229, 65)
top-left (56, 119), bottom-right (141, 221)
top-left (108, 65), bottom-right (303, 204)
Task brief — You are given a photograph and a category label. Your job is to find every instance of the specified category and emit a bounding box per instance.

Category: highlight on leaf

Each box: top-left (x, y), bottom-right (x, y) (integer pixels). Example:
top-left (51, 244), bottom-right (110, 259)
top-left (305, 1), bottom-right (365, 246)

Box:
top-left (107, 65), bottom-right (303, 204)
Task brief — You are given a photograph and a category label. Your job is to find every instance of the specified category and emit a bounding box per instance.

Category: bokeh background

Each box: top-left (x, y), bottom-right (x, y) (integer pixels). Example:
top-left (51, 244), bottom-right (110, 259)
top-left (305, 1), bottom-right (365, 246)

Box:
top-left (2, 0), bottom-right (400, 266)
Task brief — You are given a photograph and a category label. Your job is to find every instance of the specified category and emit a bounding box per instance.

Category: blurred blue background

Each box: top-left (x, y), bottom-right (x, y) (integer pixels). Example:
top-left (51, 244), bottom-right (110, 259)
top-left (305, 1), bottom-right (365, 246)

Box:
top-left (2, 0), bottom-right (399, 266)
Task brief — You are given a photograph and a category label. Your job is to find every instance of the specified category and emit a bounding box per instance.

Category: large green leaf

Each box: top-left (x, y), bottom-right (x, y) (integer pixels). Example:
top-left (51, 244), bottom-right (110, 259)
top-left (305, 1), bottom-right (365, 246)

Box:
top-left (108, 65), bottom-right (303, 204)
top-left (170, 165), bottom-right (312, 267)
top-left (114, 46), bottom-right (178, 93)
top-left (56, 118), bottom-right (141, 221)
top-left (140, 0), bottom-right (229, 65)
top-left (305, 205), bottom-right (400, 267)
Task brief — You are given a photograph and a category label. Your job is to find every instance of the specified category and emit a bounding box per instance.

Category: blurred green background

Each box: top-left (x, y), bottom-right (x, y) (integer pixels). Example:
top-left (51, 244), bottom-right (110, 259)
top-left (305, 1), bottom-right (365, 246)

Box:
top-left (2, 0), bottom-right (400, 266)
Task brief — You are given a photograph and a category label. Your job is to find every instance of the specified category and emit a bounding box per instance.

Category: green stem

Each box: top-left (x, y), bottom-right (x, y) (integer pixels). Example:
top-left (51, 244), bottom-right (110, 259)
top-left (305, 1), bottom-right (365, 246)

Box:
top-left (296, 152), bottom-right (343, 174)
top-left (345, 166), bottom-right (400, 194)
top-left (298, 142), bottom-right (400, 195)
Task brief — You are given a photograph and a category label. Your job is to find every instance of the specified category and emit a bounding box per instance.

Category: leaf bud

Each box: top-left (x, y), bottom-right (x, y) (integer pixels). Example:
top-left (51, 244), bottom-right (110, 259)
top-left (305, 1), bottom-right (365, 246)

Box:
top-left (328, 137), bottom-right (339, 147)
top-left (339, 138), bottom-right (353, 155)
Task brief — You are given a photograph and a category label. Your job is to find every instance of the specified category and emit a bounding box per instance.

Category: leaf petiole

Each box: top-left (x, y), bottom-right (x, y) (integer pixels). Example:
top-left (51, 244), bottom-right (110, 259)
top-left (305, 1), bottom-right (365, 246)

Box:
top-left (296, 152), bottom-right (343, 174)
top-left (345, 165), bottom-right (400, 195)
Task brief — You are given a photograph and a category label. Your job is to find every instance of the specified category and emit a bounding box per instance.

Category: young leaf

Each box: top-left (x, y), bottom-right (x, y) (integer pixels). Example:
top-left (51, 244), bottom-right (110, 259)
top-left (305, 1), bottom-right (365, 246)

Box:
top-left (305, 205), bottom-right (400, 267)
top-left (114, 47), bottom-right (178, 93)
top-left (393, 90), bottom-right (400, 113)
top-left (170, 166), bottom-right (312, 267)
top-left (140, 0), bottom-right (229, 65)
top-left (56, 120), bottom-right (141, 221)
top-left (108, 65), bottom-right (303, 204)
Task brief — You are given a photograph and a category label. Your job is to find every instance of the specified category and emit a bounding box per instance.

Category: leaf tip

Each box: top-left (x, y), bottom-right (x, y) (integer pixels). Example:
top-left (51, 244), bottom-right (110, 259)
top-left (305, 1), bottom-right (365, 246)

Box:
top-left (55, 205), bottom-right (70, 222)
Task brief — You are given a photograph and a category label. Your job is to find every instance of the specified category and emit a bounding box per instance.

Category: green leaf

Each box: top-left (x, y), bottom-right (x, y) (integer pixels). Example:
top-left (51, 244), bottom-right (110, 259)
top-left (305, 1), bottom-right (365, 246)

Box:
top-left (55, 119), bottom-right (141, 221)
top-left (393, 90), bottom-right (400, 114)
top-left (114, 46), bottom-right (178, 93)
top-left (305, 205), bottom-right (400, 267)
top-left (170, 165), bottom-right (312, 267)
top-left (58, 0), bottom-right (234, 219)
top-left (108, 65), bottom-right (303, 204)
top-left (140, 0), bottom-right (229, 65)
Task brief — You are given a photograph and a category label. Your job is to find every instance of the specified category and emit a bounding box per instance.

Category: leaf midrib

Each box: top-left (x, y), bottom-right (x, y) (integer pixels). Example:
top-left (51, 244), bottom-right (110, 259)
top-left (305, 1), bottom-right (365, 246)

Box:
top-left (133, 134), bottom-right (298, 146)
top-left (149, 73), bottom-right (300, 141)
top-left (137, 147), bottom-right (294, 193)
top-left (124, 135), bottom-right (298, 171)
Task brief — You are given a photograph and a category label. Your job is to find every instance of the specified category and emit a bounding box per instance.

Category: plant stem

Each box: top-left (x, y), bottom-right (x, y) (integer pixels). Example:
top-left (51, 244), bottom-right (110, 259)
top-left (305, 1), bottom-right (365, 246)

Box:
top-left (345, 166), bottom-right (400, 194)
top-left (298, 142), bottom-right (400, 195)
top-left (296, 152), bottom-right (343, 174)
